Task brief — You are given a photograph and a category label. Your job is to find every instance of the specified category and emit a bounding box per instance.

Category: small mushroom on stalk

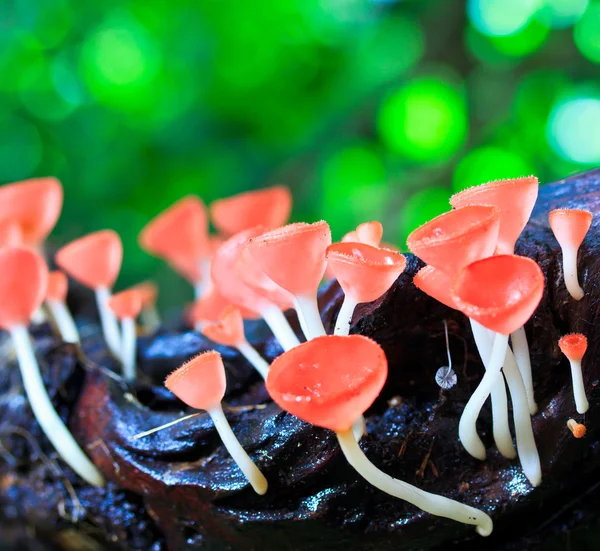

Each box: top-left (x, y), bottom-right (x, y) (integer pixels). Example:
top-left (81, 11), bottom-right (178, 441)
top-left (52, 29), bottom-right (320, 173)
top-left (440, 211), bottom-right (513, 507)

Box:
top-left (202, 306), bottom-right (269, 380)
top-left (558, 333), bottom-right (589, 414)
top-left (567, 419), bottom-right (586, 439)
top-left (139, 196), bottom-right (210, 298)
top-left (212, 229), bottom-right (300, 351)
top-left (325, 242), bottom-right (406, 336)
top-left (247, 221), bottom-right (331, 340)
top-left (549, 209), bottom-right (592, 301)
top-left (55, 230), bottom-right (123, 360)
top-left (266, 335), bottom-right (493, 536)
top-left (452, 255), bottom-right (544, 486)
top-left (130, 281), bottom-right (160, 333)
top-left (0, 247), bottom-right (104, 487)
top-left (165, 351), bottom-right (268, 494)
top-left (0, 177), bottom-right (63, 250)
top-left (45, 271), bottom-right (80, 344)
top-left (108, 289), bottom-right (144, 381)
top-left (210, 186), bottom-right (292, 237)
top-left (451, 176), bottom-right (540, 415)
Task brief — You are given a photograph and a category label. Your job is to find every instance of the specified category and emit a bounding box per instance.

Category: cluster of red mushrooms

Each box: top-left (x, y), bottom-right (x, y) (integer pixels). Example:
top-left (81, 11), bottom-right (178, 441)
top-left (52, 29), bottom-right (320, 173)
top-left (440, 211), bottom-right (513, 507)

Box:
top-left (0, 176), bottom-right (593, 537)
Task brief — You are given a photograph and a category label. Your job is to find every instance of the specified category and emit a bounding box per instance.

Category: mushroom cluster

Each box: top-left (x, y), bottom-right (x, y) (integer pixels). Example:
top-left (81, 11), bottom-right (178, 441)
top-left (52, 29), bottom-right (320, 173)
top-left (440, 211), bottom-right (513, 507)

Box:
top-left (0, 174), bottom-right (593, 538)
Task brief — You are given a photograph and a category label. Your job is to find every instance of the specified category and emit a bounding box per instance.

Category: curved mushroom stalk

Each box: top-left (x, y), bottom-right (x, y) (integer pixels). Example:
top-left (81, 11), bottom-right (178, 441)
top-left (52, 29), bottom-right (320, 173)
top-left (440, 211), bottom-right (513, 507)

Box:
top-left (559, 334), bottom-right (589, 414)
top-left (336, 430), bottom-right (493, 536)
top-left (45, 271), bottom-right (80, 345)
top-left (511, 326), bottom-right (537, 415)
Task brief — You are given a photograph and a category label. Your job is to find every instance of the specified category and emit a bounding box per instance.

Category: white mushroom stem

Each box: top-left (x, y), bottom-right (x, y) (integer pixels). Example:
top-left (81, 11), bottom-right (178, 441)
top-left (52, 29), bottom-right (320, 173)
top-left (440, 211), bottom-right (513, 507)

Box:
top-left (459, 332), bottom-right (509, 460)
top-left (193, 258), bottom-right (213, 300)
top-left (511, 326), bottom-right (537, 414)
top-left (567, 357), bottom-right (589, 414)
top-left (140, 305), bottom-right (161, 333)
top-left (470, 320), bottom-right (516, 460)
top-left (208, 404), bottom-right (268, 495)
top-left (260, 305), bottom-right (300, 351)
top-left (46, 299), bottom-right (80, 344)
top-left (560, 246), bottom-right (584, 301)
top-left (293, 294), bottom-right (326, 340)
top-left (334, 295), bottom-right (358, 337)
top-left (336, 429), bottom-right (493, 536)
top-left (121, 317), bottom-right (137, 381)
top-left (95, 287), bottom-right (122, 360)
top-left (236, 340), bottom-right (269, 380)
top-left (31, 307), bottom-right (47, 325)
top-left (501, 347), bottom-right (542, 486)
top-left (10, 324), bottom-right (105, 487)
top-left (194, 320), bottom-right (208, 333)
top-left (351, 416), bottom-right (366, 441)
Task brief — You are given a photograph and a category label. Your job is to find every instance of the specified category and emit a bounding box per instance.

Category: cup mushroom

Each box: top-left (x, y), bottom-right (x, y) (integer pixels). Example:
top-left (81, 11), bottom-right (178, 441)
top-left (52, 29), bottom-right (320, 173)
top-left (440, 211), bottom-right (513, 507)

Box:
top-left (266, 335), bottom-right (493, 536)
top-left (0, 247), bottom-right (104, 487)
top-left (165, 351), bottom-right (268, 494)
top-left (55, 230), bottom-right (123, 360)
top-left (549, 209), bottom-right (593, 301)
top-left (108, 289), bottom-right (144, 380)
top-left (567, 418), bottom-right (586, 439)
top-left (558, 333), bottom-right (589, 414)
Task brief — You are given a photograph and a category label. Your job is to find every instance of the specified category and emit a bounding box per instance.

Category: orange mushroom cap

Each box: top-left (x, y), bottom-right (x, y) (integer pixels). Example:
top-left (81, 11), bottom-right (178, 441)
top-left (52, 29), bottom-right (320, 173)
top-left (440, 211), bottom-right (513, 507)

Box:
top-left (108, 289), bottom-right (143, 320)
top-left (413, 265), bottom-right (459, 311)
top-left (211, 229), bottom-right (275, 315)
top-left (549, 209), bottom-right (592, 251)
top-left (407, 206), bottom-right (500, 276)
top-left (0, 221), bottom-right (23, 248)
top-left (450, 176), bottom-right (539, 255)
top-left (568, 419), bottom-right (586, 439)
top-left (210, 185), bottom-right (292, 237)
top-left (46, 271), bottom-right (68, 302)
top-left (0, 177), bottom-right (63, 246)
top-left (247, 221), bottom-right (332, 296)
top-left (326, 243), bottom-right (406, 304)
top-left (139, 196), bottom-right (209, 264)
top-left (451, 255), bottom-right (544, 335)
top-left (558, 333), bottom-right (587, 362)
top-left (165, 350), bottom-right (226, 410)
top-left (130, 281), bottom-right (158, 308)
top-left (236, 247), bottom-right (294, 310)
top-left (0, 247), bottom-right (48, 330)
top-left (202, 305), bottom-right (245, 347)
top-left (55, 230), bottom-right (123, 290)
top-left (266, 335), bottom-right (387, 432)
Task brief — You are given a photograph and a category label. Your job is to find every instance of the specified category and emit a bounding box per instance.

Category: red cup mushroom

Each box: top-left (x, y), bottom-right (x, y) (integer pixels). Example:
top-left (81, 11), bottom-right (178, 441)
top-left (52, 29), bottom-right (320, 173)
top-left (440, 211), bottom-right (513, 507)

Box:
top-left (108, 289), bottom-right (144, 380)
top-left (558, 333), bottom-right (589, 414)
top-left (0, 247), bottom-right (104, 487)
top-left (266, 335), bottom-right (492, 536)
top-left (452, 255), bottom-right (544, 486)
top-left (165, 351), bottom-right (268, 494)
top-left (549, 209), bottom-right (593, 301)
top-left (55, 230), bottom-right (123, 359)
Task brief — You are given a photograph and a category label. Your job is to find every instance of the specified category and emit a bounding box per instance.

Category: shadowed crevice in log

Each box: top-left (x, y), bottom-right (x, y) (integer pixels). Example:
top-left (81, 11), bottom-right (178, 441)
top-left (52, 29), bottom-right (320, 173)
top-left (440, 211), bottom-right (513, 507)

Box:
top-left (1, 169), bottom-right (600, 550)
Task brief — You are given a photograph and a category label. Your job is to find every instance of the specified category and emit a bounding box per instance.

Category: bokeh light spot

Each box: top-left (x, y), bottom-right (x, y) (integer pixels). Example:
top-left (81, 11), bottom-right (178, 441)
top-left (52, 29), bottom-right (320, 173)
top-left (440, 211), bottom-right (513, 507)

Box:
top-left (452, 146), bottom-right (535, 192)
top-left (541, 0), bottom-right (589, 28)
top-left (467, 0), bottom-right (541, 36)
top-left (574, 3), bottom-right (600, 63)
top-left (487, 18), bottom-right (550, 56)
top-left (379, 78), bottom-right (467, 163)
top-left (548, 97), bottom-right (600, 163)
top-left (400, 186), bottom-right (452, 245)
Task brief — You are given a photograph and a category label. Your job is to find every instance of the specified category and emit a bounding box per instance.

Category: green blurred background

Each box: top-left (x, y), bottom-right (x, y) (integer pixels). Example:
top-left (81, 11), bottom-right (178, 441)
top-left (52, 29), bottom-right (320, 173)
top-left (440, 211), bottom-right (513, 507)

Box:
top-left (1, 0), bottom-right (600, 308)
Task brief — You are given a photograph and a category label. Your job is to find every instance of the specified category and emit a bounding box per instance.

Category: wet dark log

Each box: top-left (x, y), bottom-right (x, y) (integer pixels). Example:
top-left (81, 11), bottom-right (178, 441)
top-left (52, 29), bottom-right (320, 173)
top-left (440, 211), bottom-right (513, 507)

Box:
top-left (1, 169), bottom-right (600, 550)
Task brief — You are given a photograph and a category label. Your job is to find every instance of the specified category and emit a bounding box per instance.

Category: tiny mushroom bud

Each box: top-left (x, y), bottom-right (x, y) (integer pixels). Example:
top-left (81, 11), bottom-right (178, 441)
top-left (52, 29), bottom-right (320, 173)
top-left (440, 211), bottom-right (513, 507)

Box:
top-left (210, 185), bottom-right (292, 237)
top-left (130, 281), bottom-right (160, 333)
top-left (326, 242), bottom-right (406, 336)
top-left (45, 271), bottom-right (80, 344)
top-left (108, 289), bottom-right (144, 381)
top-left (56, 230), bottom-right (123, 360)
top-left (0, 248), bottom-right (103, 487)
top-left (567, 418), bottom-right (586, 439)
top-left (247, 221), bottom-right (331, 340)
top-left (452, 255), bottom-right (543, 486)
top-left (266, 335), bottom-right (493, 536)
top-left (203, 306), bottom-right (270, 380)
top-left (558, 333), bottom-right (589, 414)
top-left (212, 229), bottom-right (299, 351)
top-left (139, 196), bottom-right (210, 298)
top-left (165, 351), bottom-right (268, 494)
top-left (0, 177), bottom-right (63, 249)
top-left (549, 209), bottom-right (592, 301)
